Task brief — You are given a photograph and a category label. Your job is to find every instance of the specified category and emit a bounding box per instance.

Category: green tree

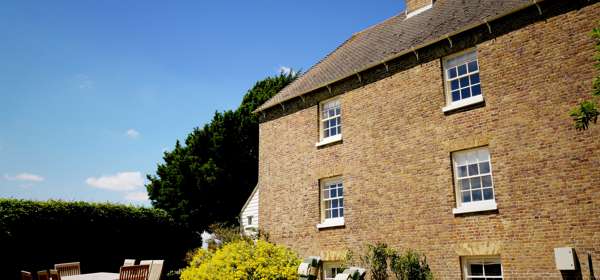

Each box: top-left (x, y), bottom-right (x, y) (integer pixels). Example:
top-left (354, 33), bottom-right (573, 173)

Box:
top-left (146, 72), bottom-right (297, 232)
top-left (570, 24), bottom-right (600, 130)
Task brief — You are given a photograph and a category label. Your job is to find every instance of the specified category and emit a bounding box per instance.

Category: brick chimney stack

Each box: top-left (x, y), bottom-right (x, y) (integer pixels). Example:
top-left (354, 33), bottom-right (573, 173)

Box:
top-left (406, 0), bottom-right (434, 15)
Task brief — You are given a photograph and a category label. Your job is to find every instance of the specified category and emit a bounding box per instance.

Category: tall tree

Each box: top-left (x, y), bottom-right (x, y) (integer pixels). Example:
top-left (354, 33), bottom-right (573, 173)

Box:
top-left (146, 72), bottom-right (297, 232)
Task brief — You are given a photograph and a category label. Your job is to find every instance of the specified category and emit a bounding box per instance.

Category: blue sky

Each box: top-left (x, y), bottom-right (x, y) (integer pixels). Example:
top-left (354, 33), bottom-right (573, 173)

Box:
top-left (0, 1), bottom-right (404, 206)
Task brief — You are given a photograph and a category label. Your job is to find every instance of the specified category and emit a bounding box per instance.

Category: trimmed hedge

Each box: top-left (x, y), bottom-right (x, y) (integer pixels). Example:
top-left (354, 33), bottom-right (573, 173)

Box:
top-left (0, 199), bottom-right (200, 280)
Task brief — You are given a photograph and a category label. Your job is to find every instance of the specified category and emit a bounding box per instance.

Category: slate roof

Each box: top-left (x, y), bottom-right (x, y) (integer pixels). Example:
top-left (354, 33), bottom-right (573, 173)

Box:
top-left (256, 0), bottom-right (533, 112)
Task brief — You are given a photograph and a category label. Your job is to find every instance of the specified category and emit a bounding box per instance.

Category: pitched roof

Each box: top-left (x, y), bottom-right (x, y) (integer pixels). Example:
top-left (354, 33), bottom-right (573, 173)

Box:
top-left (256, 0), bottom-right (533, 112)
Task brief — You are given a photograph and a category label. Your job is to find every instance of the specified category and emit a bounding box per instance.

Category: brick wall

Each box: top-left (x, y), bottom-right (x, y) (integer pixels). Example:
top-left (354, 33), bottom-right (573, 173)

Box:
top-left (258, 2), bottom-right (600, 279)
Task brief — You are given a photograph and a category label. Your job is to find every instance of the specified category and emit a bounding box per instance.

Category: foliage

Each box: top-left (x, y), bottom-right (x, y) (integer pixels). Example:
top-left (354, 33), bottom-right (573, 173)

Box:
top-left (361, 243), bottom-right (390, 280)
top-left (180, 240), bottom-right (301, 280)
top-left (389, 250), bottom-right (433, 280)
top-left (356, 243), bottom-right (433, 280)
top-left (0, 199), bottom-right (199, 280)
top-left (571, 24), bottom-right (600, 130)
top-left (146, 72), bottom-right (298, 232)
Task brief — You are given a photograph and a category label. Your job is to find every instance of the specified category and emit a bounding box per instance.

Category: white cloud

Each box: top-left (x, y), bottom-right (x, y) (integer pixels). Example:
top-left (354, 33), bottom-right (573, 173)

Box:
top-left (4, 173), bottom-right (45, 182)
top-left (124, 191), bottom-right (149, 202)
top-left (74, 74), bottom-right (94, 89)
top-left (85, 171), bottom-right (143, 192)
top-left (278, 66), bottom-right (295, 75)
top-left (125, 129), bottom-right (140, 139)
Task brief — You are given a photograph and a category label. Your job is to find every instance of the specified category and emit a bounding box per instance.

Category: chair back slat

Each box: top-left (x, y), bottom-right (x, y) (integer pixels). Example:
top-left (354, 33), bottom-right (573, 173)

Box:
top-left (20, 271), bottom-right (32, 280)
top-left (37, 271), bottom-right (49, 280)
top-left (124, 259), bottom-right (136, 267)
top-left (119, 264), bottom-right (149, 280)
top-left (50, 269), bottom-right (61, 280)
top-left (55, 262), bottom-right (81, 276)
top-left (148, 260), bottom-right (164, 280)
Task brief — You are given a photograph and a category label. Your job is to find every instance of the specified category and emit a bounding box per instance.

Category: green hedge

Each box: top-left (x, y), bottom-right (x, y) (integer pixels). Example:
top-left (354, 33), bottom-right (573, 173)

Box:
top-left (0, 199), bottom-right (200, 280)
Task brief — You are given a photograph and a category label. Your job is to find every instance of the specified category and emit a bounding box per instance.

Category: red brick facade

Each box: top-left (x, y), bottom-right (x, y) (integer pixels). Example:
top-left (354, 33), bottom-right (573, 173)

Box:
top-left (258, 1), bottom-right (600, 279)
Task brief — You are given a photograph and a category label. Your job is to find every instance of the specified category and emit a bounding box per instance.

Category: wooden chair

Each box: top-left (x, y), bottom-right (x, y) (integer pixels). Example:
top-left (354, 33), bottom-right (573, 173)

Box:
top-left (139, 260), bottom-right (164, 280)
top-left (50, 269), bottom-right (61, 280)
top-left (37, 270), bottom-right (49, 280)
top-left (124, 259), bottom-right (136, 266)
top-left (119, 264), bottom-right (149, 280)
top-left (20, 271), bottom-right (32, 280)
top-left (54, 262), bottom-right (80, 276)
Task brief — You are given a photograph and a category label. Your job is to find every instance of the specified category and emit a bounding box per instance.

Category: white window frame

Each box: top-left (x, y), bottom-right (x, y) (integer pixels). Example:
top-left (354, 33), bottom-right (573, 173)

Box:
top-left (323, 262), bottom-right (345, 280)
top-left (316, 98), bottom-right (342, 147)
top-left (442, 49), bottom-right (484, 112)
top-left (462, 256), bottom-right (503, 280)
top-left (452, 147), bottom-right (497, 214)
top-left (317, 177), bottom-right (345, 229)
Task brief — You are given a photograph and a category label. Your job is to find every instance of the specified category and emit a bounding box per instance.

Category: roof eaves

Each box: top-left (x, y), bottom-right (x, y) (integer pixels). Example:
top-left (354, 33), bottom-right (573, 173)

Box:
top-left (254, 1), bottom-right (538, 114)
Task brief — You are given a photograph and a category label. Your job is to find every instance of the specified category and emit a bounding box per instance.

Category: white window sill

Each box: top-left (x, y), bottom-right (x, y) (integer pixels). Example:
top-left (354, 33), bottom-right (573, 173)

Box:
top-left (315, 134), bottom-right (342, 147)
top-left (442, 95), bottom-right (484, 113)
top-left (453, 200), bottom-right (497, 215)
top-left (316, 217), bottom-right (345, 229)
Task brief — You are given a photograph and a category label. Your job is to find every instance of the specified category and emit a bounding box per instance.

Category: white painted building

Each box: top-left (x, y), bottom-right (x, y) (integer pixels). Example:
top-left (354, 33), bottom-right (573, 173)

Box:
top-left (239, 185), bottom-right (259, 237)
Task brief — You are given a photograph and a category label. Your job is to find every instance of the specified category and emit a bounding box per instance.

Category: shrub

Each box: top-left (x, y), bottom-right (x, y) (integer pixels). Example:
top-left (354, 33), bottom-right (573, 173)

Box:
top-left (361, 243), bottom-right (390, 280)
top-left (0, 199), bottom-right (199, 280)
top-left (180, 240), bottom-right (300, 280)
top-left (389, 250), bottom-right (433, 280)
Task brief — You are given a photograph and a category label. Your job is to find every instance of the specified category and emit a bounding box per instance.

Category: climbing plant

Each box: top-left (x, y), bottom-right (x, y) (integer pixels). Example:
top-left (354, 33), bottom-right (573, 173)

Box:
top-left (570, 24), bottom-right (600, 130)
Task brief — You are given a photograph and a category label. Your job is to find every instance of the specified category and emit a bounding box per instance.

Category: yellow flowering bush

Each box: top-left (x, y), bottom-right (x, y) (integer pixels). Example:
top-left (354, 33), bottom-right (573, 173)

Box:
top-left (180, 240), bottom-right (301, 280)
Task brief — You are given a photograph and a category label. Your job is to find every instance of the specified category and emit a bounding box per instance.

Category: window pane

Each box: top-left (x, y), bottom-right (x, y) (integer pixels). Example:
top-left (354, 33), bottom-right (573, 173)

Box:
top-left (338, 187), bottom-right (343, 196)
top-left (470, 177), bottom-right (481, 189)
top-left (460, 77), bottom-right (470, 88)
top-left (335, 107), bottom-right (341, 115)
top-left (323, 189), bottom-right (329, 199)
top-left (485, 264), bottom-right (502, 276)
top-left (462, 191), bottom-right (471, 203)
top-left (452, 91), bottom-right (461, 101)
top-left (330, 128), bottom-right (337, 136)
top-left (339, 199), bottom-right (344, 207)
top-left (337, 126), bottom-right (342, 134)
top-left (451, 79), bottom-right (459, 90)
top-left (483, 188), bottom-right (494, 200)
top-left (461, 88), bottom-right (470, 99)
top-left (468, 61), bottom-right (478, 72)
top-left (330, 119), bottom-right (337, 127)
top-left (449, 68), bottom-right (457, 79)
top-left (468, 164), bottom-right (479, 176)
top-left (332, 199), bottom-right (338, 208)
top-left (479, 162), bottom-right (490, 173)
top-left (460, 178), bottom-right (470, 190)
top-left (470, 264), bottom-right (484, 276)
top-left (458, 64), bottom-right (467, 76)
top-left (471, 84), bottom-right (482, 96)
top-left (324, 200), bottom-right (331, 209)
top-left (339, 208), bottom-right (344, 217)
top-left (470, 73), bottom-right (480, 85)
top-left (329, 109), bottom-right (335, 117)
top-left (325, 210), bottom-right (331, 219)
top-left (337, 116), bottom-right (341, 125)
top-left (330, 188), bottom-right (337, 197)
top-left (482, 175), bottom-right (492, 187)
top-left (472, 190), bottom-right (483, 201)
top-left (332, 209), bottom-right (338, 218)
top-left (458, 165), bottom-right (468, 177)
top-left (323, 120), bottom-right (330, 129)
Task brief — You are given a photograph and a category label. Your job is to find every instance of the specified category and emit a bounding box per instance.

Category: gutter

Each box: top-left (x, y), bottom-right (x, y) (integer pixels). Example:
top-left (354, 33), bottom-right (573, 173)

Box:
top-left (256, 0), bottom-right (541, 114)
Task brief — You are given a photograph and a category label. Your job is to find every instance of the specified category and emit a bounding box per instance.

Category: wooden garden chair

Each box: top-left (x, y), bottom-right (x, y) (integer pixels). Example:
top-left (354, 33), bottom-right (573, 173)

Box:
top-left (139, 260), bottom-right (163, 280)
top-left (50, 269), bottom-right (61, 280)
top-left (54, 262), bottom-right (80, 276)
top-left (20, 271), bottom-right (32, 280)
top-left (37, 270), bottom-right (49, 280)
top-left (119, 264), bottom-right (149, 280)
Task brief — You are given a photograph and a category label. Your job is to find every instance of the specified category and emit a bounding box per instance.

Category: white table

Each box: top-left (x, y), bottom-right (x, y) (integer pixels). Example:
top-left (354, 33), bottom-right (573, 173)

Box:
top-left (62, 272), bottom-right (119, 280)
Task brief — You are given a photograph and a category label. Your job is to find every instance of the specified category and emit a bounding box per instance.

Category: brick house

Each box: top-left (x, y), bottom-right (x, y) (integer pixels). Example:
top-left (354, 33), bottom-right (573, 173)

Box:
top-left (254, 0), bottom-right (600, 279)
